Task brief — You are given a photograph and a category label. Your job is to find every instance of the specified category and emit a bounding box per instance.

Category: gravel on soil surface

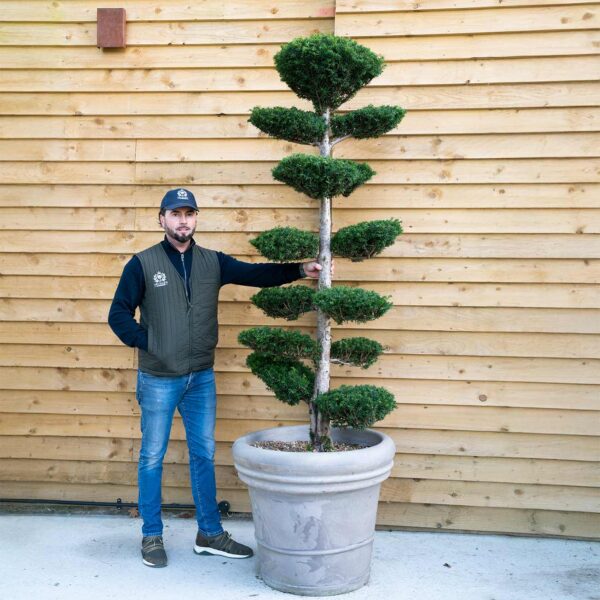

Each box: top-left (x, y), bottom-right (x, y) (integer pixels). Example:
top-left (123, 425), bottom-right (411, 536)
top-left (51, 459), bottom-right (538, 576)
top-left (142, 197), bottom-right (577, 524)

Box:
top-left (252, 440), bottom-right (367, 452)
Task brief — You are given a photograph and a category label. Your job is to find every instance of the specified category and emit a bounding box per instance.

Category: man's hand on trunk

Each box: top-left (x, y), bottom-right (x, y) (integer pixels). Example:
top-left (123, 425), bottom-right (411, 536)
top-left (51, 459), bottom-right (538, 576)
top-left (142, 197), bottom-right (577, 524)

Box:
top-left (302, 260), bottom-right (335, 279)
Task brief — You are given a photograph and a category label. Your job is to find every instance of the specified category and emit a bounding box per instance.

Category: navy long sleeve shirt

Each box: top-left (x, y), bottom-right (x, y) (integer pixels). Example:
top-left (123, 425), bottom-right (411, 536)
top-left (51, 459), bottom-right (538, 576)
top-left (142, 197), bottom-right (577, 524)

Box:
top-left (108, 236), bottom-right (305, 352)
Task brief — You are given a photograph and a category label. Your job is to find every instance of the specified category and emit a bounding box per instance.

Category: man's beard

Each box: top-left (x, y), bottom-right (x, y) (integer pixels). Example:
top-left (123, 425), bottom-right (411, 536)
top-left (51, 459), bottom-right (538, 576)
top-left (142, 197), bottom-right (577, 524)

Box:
top-left (165, 224), bottom-right (195, 243)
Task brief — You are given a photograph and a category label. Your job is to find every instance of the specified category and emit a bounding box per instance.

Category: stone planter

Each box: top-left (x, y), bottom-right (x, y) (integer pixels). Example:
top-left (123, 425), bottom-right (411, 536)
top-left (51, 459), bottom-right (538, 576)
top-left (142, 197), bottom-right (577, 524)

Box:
top-left (232, 424), bottom-right (396, 596)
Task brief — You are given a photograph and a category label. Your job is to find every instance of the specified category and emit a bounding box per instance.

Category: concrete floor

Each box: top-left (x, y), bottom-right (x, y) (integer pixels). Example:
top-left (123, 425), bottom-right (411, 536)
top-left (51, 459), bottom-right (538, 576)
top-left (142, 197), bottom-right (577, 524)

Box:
top-left (1, 513), bottom-right (598, 600)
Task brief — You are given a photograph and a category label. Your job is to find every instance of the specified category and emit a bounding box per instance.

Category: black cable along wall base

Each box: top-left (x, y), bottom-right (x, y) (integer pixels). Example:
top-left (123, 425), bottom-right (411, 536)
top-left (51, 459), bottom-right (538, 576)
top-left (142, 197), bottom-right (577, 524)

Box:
top-left (0, 498), bottom-right (232, 516)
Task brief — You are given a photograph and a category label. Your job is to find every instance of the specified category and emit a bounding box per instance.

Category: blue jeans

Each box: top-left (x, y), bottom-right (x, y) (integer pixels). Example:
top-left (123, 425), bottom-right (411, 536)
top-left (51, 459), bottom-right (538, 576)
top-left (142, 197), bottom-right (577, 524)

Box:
top-left (136, 368), bottom-right (224, 538)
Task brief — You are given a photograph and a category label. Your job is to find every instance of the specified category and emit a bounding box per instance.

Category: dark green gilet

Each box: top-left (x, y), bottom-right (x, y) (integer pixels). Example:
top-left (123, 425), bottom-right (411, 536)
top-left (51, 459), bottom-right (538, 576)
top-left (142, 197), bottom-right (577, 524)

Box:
top-left (136, 243), bottom-right (221, 376)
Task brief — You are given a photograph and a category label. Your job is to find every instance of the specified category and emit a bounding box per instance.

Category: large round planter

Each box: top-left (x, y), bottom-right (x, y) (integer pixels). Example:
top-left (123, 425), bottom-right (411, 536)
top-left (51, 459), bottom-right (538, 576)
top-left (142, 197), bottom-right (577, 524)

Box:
top-left (232, 424), bottom-right (396, 596)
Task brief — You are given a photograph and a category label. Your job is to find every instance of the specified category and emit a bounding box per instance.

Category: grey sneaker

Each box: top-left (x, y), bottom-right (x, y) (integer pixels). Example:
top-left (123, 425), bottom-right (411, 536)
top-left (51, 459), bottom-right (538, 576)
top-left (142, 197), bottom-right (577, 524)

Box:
top-left (141, 535), bottom-right (167, 567)
top-left (193, 530), bottom-right (253, 559)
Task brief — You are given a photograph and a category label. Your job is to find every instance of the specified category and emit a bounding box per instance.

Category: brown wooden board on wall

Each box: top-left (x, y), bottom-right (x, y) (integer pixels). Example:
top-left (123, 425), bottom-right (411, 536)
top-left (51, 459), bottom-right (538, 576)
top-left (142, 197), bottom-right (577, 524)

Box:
top-left (97, 8), bottom-right (126, 49)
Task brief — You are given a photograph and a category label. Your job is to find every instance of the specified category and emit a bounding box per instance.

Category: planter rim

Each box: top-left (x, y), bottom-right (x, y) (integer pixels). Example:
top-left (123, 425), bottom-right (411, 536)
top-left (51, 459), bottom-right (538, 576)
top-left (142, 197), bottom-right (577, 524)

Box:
top-left (232, 424), bottom-right (396, 478)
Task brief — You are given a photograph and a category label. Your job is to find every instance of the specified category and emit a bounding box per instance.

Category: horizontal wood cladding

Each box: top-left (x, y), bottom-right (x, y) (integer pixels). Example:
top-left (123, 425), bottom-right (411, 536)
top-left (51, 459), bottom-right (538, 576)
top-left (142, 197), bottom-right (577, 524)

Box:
top-left (1, 0), bottom-right (336, 22)
top-left (334, 5), bottom-right (599, 37)
top-left (375, 502), bottom-right (600, 538)
top-left (0, 6), bottom-right (596, 46)
top-left (1, 184), bottom-right (598, 208)
top-left (1, 57), bottom-right (598, 92)
top-left (1, 347), bottom-right (600, 385)
top-left (1, 133), bottom-right (599, 160)
top-left (1, 457), bottom-right (599, 513)
top-left (0, 378), bottom-right (598, 410)
top-left (327, 0), bottom-right (600, 537)
top-left (2, 206), bottom-right (600, 233)
top-left (0, 0), bottom-right (597, 538)
top-left (1, 434), bottom-right (598, 488)
top-left (355, 30), bottom-right (600, 60)
top-left (335, 0), bottom-right (599, 11)
top-left (0, 159), bottom-right (598, 184)
top-left (0, 108), bottom-right (599, 138)
top-left (1, 390), bottom-right (599, 435)
top-left (1, 411), bottom-right (599, 458)
top-left (1, 479), bottom-right (597, 538)
top-left (0, 230), bottom-right (600, 256)
top-left (0, 20), bottom-right (334, 46)
top-left (1, 231), bottom-right (599, 258)
top-left (3, 0), bottom-right (597, 22)
top-left (3, 276), bottom-right (600, 309)
top-left (4, 254), bottom-right (600, 282)
top-left (1, 323), bottom-right (599, 360)
top-left (1, 31), bottom-right (599, 69)
top-left (3, 299), bottom-right (600, 333)
top-left (2, 84), bottom-right (599, 114)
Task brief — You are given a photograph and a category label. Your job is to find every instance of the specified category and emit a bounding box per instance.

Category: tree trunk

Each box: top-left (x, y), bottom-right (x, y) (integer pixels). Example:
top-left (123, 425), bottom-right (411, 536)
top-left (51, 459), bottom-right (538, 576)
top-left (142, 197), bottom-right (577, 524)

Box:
top-left (310, 109), bottom-right (333, 451)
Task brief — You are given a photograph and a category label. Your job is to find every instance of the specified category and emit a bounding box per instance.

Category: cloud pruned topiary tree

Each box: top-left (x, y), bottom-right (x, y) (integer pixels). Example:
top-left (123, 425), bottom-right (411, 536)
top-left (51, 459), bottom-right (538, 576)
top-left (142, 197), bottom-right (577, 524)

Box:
top-left (239, 34), bottom-right (405, 452)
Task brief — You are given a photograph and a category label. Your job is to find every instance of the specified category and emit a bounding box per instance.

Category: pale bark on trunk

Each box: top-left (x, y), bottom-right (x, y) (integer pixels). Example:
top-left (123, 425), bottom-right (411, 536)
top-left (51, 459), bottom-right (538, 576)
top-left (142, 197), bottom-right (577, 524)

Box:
top-left (310, 109), bottom-right (333, 451)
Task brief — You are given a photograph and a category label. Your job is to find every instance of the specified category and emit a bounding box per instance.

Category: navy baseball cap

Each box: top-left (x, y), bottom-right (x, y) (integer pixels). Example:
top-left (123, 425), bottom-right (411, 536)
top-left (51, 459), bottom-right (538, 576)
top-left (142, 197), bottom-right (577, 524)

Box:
top-left (160, 188), bottom-right (198, 211)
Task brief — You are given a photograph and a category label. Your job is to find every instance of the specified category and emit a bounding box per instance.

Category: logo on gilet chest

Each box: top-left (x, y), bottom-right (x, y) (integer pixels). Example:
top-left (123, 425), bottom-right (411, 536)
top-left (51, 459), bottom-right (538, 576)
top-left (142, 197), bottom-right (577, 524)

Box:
top-left (153, 271), bottom-right (168, 287)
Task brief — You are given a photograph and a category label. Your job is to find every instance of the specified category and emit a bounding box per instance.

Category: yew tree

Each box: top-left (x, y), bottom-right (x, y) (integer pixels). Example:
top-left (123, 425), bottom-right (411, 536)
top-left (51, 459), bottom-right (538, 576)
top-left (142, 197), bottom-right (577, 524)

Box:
top-left (239, 34), bottom-right (405, 451)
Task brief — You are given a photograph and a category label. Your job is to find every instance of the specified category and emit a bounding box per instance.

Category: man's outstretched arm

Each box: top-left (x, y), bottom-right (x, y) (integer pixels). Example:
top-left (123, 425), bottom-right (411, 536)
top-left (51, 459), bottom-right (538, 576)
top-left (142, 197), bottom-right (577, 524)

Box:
top-left (218, 252), bottom-right (320, 287)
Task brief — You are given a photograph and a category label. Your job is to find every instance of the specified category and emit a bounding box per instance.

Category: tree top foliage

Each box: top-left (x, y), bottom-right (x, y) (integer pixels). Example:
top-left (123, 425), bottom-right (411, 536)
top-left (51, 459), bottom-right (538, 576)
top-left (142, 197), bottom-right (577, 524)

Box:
top-left (274, 34), bottom-right (385, 114)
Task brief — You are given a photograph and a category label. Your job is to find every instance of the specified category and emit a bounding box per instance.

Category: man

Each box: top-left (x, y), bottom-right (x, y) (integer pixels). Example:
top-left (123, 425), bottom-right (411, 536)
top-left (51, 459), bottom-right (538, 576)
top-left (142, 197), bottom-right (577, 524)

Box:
top-left (108, 188), bottom-right (323, 568)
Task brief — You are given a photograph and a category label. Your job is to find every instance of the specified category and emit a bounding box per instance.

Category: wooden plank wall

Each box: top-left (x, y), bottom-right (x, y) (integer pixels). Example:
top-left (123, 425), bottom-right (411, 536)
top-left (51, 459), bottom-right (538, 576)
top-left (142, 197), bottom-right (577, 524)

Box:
top-left (332, 0), bottom-right (600, 537)
top-left (1, 0), bottom-right (599, 538)
top-left (0, 0), bottom-right (338, 513)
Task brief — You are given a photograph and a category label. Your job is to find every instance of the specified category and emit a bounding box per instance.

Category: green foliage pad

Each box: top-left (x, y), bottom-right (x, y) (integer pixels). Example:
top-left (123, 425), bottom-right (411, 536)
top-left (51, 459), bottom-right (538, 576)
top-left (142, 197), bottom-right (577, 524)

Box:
top-left (314, 286), bottom-right (392, 324)
top-left (272, 154), bottom-right (374, 200)
top-left (330, 337), bottom-right (384, 369)
top-left (331, 219), bottom-right (402, 261)
top-left (239, 326), bottom-right (320, 362)
top-left (331, 105), bottom-right (406, 139)
top-left (249, 106), bottom-right (326, 145)
top-left (315, 385), bottom-right (397, 429)
top-left (246, 352), bottom-right (315, 406)
top-left (250, 227), bottom-right (319, 262)
top-left (251, 285), bottom-right (316, 321)
top-left (274, 34), bottom-right (385, 113)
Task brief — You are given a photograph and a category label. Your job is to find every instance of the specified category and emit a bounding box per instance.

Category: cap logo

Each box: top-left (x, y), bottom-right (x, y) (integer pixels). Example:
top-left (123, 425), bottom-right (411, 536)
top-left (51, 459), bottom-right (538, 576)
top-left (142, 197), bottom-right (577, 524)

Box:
top-left (153, 271), bottom-right (168, 287)
top-left (176, 189), bottom-right (188, 199)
